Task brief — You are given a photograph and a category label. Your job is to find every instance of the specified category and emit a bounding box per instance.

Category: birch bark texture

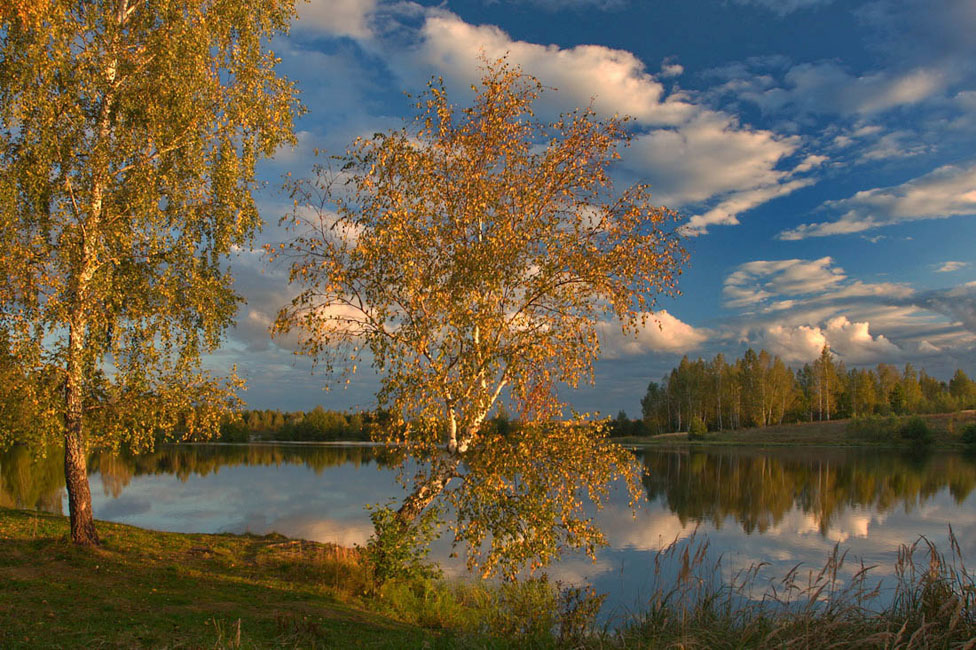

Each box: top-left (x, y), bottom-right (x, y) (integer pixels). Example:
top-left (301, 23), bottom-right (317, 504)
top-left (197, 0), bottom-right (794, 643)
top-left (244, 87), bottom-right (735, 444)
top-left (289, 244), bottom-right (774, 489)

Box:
top-left (0, 0), bottom-right (300, 544)
top-left (274, 59), bottom-right (686, 578)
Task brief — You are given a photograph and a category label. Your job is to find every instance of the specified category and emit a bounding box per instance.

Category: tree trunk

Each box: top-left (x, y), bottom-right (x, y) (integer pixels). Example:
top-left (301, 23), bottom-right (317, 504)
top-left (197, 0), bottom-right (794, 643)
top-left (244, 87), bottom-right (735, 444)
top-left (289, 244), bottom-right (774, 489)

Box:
top-left (395, 458), bottom-right (460, 525)
top-left (64, 319), bottom-right (98, 546)
top-left (64, 421), bottom-right (98, 545)
top-left (59, 6), bottom-right (123, 547)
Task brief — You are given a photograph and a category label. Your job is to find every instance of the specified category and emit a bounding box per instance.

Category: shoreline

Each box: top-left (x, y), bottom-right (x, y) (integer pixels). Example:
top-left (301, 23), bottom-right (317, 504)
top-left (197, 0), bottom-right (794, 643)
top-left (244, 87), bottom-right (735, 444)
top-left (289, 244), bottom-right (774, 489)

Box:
top-left (615, 410), bottom-right (976, 449)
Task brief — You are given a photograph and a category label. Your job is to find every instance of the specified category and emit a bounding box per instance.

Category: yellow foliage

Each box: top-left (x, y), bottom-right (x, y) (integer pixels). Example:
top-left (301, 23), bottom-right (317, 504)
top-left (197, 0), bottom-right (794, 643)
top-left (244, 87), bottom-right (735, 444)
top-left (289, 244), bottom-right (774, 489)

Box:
top-left (275, 57), bottom-right (685, 576)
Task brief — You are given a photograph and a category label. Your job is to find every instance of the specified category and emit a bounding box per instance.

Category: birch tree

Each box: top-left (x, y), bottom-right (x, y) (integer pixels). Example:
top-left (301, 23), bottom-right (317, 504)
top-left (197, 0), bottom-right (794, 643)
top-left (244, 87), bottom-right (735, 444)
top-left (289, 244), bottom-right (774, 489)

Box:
top-left (274, 59), bottom-right (685, 577)
top-left (0, 0), bottom-right (300, 545)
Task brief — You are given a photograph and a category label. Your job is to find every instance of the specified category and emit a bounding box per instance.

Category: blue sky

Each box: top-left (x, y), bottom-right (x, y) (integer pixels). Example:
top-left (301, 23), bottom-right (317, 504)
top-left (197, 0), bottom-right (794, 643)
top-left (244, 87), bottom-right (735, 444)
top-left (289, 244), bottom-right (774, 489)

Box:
top-left (218, 0), bottom-right (976, 416)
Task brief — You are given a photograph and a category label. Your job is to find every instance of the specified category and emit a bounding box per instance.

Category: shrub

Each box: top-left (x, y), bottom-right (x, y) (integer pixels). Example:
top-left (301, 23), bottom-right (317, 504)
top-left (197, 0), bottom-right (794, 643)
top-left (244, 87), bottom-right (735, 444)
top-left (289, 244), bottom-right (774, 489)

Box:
top-left (687, 417), bottom-right (708, 441)
top-left (900, 416), bottom-right (933, 448)
top-left (961, 423), bottom-right (976, 446)
top-left (847, 415), bottom-right (899, 442)
top-left (361, 502), bottom-right (442, 589)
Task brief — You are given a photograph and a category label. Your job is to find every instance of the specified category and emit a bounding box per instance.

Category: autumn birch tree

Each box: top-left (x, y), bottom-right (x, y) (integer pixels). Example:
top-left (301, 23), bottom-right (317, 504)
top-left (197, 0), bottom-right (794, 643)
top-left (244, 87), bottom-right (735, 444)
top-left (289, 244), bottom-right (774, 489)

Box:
top-left (274, 59), bottom-right (685, 577)
top-left (0, 0), bottom-right (300, 545)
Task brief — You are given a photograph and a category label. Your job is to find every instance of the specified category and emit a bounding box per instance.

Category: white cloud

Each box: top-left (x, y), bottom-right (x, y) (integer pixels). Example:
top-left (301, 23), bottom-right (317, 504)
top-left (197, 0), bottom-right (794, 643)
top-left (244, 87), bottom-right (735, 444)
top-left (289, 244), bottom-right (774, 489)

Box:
top-left (296, 0), bottom-right (378, 39)
top-left (598, 310), bottom-right (708, 357)
top-left (715, 257), bottom-right (972, 366)
top-left (685, 178), bottom-right (813, 233)
top-left (406, 10), bottom-right (805, 229)
top-left (731, 0), bottom-right (836, 16)
top-left (793, 154), bottom-right (828, 173)
top-left (723, 257), bottom-right (847, 309)
top-left (821, 316), bottom-right (901, 362)
top-left (759, 324), bottom-right (826, 362)
top-left (935, 261), bottom-right (969, 273)
top-left (723, 61), bottom-right (950, 118)
top-left (414, 12), bottom-right (696, 127)
top-left (918, 340), bottom-right (941, 354)
top-left (758, 317), bottom-right (900, 364)
top-left (660, 58), bottom-right (684, 78)
top-left (496, 0), bottom-right (628, 9)
top-left (627, 113), bottom-right (799, 207)
top-left (779, 162), bottom-right (976, 239)
top-left (857, 130), bottom-right (929, 162)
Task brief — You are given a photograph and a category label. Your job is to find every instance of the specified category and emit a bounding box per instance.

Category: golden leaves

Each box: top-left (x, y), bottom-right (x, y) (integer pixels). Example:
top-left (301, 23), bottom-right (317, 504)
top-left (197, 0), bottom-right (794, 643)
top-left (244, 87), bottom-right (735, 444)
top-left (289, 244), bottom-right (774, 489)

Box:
top-left (0, 1), bottom-right (300, 451)
top-left (277, 56), bottom-right (684, 577)
top-left (0, 0), bottom-right (49, 29)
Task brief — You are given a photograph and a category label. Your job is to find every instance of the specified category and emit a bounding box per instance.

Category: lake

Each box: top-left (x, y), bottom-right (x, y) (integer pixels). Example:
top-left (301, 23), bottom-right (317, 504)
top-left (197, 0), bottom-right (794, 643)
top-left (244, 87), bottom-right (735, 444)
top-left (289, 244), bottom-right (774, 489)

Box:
top-left (3, 443), bottom-right (975, 622)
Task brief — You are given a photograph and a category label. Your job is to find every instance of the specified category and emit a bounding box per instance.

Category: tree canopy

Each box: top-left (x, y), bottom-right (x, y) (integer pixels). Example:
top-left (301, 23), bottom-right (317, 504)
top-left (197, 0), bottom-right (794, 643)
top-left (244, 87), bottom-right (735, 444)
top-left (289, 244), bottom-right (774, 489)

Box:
top-left (0, 0), bottom-right (301, 544)
top-left (274, 59), bottom-right (685, 577)
top-left (641, 347), bottom-right (976, 434)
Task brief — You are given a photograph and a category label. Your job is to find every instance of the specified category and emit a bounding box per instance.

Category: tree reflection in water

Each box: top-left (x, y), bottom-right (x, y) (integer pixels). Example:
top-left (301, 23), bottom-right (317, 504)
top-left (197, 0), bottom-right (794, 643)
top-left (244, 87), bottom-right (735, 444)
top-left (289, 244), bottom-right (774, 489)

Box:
top-left (0, 444), bottom-right (389, 514)
top-left (638, 447), bottom-right (976, 535)
top-left (3, 444), bottom-right (976, 540)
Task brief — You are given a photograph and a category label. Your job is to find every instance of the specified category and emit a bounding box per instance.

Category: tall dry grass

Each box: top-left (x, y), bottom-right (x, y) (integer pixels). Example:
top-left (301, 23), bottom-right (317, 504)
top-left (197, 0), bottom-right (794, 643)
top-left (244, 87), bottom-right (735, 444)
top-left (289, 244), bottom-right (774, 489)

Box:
top-left (619, 528), bottom-right (976, 648)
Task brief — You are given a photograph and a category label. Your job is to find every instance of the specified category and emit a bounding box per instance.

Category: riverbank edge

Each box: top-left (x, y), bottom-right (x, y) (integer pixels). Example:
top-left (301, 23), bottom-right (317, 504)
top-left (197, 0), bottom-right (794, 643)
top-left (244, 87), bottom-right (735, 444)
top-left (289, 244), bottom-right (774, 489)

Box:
top-left (0, 507), bottom-right (497, 649)
top-left (615, 410), bottom-right (976, 449)
top-left (3, 506), bottom-right (976, 648)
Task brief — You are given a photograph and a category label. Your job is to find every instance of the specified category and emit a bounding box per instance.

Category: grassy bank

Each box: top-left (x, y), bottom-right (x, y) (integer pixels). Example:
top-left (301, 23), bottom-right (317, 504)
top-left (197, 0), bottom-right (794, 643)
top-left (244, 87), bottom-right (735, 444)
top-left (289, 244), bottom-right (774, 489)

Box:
top-left (0, 508), bottom-right (605, 648)
top-left (3, 508), bottom-right (976, 648)
top-left (619, 410), bottom-right (976, 448)
top-left (0, 508), bottom-right (439, 648)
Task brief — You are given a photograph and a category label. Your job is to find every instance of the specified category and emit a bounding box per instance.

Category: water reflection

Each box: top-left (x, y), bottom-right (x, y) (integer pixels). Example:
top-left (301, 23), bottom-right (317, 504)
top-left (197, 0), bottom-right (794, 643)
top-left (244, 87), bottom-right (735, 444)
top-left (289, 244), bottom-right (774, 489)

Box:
top-left (3, 443), bottom-right (975, 616)
top-left (5, 444), bottom-right (976, 533)
top-left (0, 443), bottom-right (388, 513)
top-left (0, 445), bottom-right (66, 514)
top-left (639, 447), bottom-right (976, 535)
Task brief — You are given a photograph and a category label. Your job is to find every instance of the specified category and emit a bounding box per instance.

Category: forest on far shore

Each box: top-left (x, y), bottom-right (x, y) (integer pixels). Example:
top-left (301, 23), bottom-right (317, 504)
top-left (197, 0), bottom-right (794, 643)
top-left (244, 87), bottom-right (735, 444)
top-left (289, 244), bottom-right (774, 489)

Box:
top-left (630, 346), bottom-right (976, 437)
top-left (221, 346), bottom-right (976, 443)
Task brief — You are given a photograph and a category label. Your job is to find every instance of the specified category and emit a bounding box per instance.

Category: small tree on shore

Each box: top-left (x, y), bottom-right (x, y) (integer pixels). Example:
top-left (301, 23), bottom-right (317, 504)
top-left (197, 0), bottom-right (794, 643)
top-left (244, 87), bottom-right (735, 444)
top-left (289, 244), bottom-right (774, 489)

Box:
top-left (0, 0), bottom-right (300, 545)
top-left (274, 59), bottom-right (685, 578)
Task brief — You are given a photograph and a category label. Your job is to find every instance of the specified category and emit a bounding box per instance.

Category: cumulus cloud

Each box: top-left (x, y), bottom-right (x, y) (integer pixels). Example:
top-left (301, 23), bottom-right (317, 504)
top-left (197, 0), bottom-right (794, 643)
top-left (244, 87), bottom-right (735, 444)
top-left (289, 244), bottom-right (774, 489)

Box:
top-left (821, 317), bottom-right (901, 362)
top-left (715, 257), bottom-right (974, 367)
top-left (405, 10), bottom-right (806, 230)
top-left (758, 317), bottom-right (900, 364)
top-left (414, 12), bottom-right (695, 126)
top-left (759, 324), bottom-right (826, 362)
top-left (723, 257), bottom-right (847, 309)
top-left (598, 310), bottom-right (708, 358)
top-left (779, 162), bottom-right (976, 239)
top-left (627, 113), bottom-right (799, 206)
top-left (296, 0), bottom-right (378, 39)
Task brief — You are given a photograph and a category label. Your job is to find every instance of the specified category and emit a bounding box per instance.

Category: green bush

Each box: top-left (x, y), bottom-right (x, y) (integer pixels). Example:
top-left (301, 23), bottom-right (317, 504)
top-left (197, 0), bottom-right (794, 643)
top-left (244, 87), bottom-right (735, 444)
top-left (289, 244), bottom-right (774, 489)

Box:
top-left (361, 502), bottom-right (442, 589)
top-left (687, 417), bottom-right (708, 441)
top-left (961, 423), bottom-right (976, 446)
top-left (847, 415), bottom-right (899, 442)
top-left (900, 416), bottom-right (933, 448)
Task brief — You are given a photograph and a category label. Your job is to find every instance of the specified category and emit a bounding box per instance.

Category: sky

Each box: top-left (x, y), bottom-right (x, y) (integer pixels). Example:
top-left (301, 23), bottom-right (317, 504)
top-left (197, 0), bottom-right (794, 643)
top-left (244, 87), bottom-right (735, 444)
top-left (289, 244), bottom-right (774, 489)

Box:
top-left (216, 0), bottom-right (976, 417)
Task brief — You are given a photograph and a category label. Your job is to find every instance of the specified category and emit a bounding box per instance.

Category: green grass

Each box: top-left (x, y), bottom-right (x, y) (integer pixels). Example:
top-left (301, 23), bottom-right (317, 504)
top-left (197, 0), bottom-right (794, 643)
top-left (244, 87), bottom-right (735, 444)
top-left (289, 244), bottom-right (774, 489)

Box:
top-left (0, 508), bottom-right (596, 648)
top-left (4, 507), bottom-right (976, 648)
top-left (0, 508), bottom-right (469, 648)
top-left (619, 410), bottom-right (976, 449)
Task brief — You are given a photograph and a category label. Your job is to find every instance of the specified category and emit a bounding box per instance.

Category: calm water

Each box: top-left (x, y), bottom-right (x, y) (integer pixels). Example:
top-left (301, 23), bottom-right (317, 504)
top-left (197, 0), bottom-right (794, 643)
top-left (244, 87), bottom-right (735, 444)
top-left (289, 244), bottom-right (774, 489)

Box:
top-left (3, 443), bottom-right (976, 619)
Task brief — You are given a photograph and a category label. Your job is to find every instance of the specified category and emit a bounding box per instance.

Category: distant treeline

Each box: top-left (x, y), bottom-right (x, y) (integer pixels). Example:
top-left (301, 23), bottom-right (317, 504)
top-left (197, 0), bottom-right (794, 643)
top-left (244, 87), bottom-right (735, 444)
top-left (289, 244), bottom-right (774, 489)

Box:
top-left (635, 346), bottom-right (976, 434)
top-left (218, 407), bottom-right (388, 442)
